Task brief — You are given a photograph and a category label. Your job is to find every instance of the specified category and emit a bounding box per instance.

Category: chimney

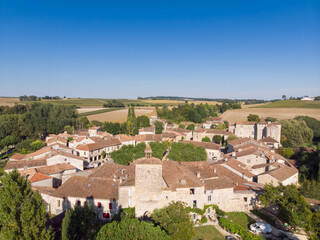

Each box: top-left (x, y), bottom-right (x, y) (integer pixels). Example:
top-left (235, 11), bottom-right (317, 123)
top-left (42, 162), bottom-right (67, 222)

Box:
top-left (196, 172), bottom-right (201, 178)
top-left (232, 152), bottom-right (236, 157)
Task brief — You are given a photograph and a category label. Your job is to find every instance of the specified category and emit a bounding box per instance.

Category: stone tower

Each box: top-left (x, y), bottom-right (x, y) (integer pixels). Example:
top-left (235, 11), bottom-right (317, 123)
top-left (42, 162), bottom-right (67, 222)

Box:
top-left (134, 145), bottom-right (163, 217)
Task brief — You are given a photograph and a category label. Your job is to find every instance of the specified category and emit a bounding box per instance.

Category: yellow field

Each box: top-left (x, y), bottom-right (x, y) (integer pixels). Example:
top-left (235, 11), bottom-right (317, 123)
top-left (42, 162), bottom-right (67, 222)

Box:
top-left (77, 108), bottom-right (105, 114)
top-left (87, 108), bottom-right (154, 123)
top-left (0, 97), bottom-right (20, 107)
top-left (140, 99), bottom-right (219, 105)
top-left (220, 108), bottom-right (320, 123)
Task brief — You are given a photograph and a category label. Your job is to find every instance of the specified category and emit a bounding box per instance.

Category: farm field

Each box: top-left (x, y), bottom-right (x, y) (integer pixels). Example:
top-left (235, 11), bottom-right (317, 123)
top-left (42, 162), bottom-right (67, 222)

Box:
top-left (0, 97), bottom-right (20, 106)
top-left (78, 108), bottom-right (121, 117)
top-left (220, 108), bottom-right (320, 123)
top-left (77, 108), bottom-right (105, 113)
top-left (252, 100), bottom-right (320, 109)
top-left (87, 108), bottom-right (154, 123)
top-left (140, 99), bottom-right (220, 106)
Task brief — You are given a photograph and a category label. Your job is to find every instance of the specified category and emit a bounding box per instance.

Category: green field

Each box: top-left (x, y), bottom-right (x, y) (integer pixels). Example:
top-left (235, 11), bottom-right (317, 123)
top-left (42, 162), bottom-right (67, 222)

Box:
top-left (78, 108), bottom-right (122, 117)
top-left (251, 100), bottom-right (320, 109)
top-left (193, 225), bottom-right (225, 240)
top-left (226, 212), bottom-right (255, 230)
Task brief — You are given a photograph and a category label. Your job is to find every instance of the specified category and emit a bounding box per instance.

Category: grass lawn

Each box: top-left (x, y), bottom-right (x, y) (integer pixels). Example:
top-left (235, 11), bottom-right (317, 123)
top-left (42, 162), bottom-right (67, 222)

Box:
top-left (250, 209), bottom-right (277, 227)
top-left (193, 225), bottom-right (225, 240)
top-left (226, 212), bottom-right (255, 230)
top-left (251, 100), bottom-right (320, 109)
top-left (78, 108), bottom-right (121, 117)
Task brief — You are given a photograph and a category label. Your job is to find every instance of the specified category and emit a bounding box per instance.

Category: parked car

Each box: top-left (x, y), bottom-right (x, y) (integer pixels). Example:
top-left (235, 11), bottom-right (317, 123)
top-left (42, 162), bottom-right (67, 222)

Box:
top-left (225, 236), bottom-right (237, 240)
top-left (250, 222), bottom-right (272, 234)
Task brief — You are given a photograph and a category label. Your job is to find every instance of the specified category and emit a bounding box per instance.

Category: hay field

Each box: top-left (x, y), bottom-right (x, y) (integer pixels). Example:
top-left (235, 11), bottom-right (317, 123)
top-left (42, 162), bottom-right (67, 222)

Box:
top-left (140, 99), bottom-right (219, 106)
top-left (87, 108), bottom-right (154, 123)
top-left (0, 97), bottom-right (20, 106)
top-left (220, 108), bottom-right (320, 124)
top-left (252, 100), bottom-right (320, 109)
top-left (77, 108), bottom-right (104, 114)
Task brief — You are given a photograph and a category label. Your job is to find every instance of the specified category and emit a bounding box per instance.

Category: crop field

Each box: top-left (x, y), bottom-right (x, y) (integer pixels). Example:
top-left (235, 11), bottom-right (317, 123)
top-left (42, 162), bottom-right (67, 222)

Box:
top-left (78, 108), bottom-right (121, 117)
top-left (0, 97), bottom-right (20, 106)
top-left (252, 100), bottom-right (320, 109)
top-left (87, 108), bottom-right (154, 123)
top-left (77, 108), bottom-right (105, 114)
top-left (140, 99), bottom-right (220, 106)
top-left (220, 107), bottom-right (320, 123)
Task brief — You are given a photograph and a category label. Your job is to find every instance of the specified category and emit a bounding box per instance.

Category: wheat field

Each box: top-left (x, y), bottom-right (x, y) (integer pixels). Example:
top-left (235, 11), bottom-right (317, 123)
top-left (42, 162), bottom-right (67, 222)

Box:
top-left (87, 108), bottom-right (154, 123)
top-left (220, 108), bottom-right (320, 123)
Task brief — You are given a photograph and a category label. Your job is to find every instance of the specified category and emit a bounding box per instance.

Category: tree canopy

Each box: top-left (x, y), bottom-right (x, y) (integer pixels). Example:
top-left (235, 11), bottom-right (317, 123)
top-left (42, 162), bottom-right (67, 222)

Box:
top-left (111, 143), bottom-right (146, 165)
top-left (247, 114), bottom-right (260, 122)
top-left (294, 116), bottom-right (320, 140)
top-left (167, 142), bottom-right (207, 162)
top-left (96, 218), bottom-right (170, 240)
top-left (61, 204), bottom-right (96, 240)
top-left (0, 170), bottom-right (53, 240)
top-left (152, 201), bottom-right (194, 240)
top-left (202, 136), bottom-right (211, 142)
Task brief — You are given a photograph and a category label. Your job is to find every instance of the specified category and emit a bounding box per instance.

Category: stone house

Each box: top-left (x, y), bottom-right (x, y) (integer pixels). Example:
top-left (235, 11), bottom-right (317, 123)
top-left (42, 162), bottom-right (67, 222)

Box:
top-left (193, 129), bottom-right (232, 142)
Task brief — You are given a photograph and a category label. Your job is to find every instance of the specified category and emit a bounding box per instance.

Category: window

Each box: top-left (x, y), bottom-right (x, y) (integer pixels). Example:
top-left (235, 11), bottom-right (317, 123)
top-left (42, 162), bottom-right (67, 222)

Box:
top-left (57, 200), bottom-right (61, 207)
top-left (190, 188), bottom-right (195, 195)
top-left (129, 198), bottom-right (133, 207)
top-left (244, 197), bottom-right (248, 202)
top-left (97, 202), bottom-right (102, 208)
top-left (84, 152), bottom-right (86, 156)
top-left (103, 213), bottom-right (110, 218)
top-left (128, 188), bottom-right (133, 196)
top-left (192, 200), bottom-right (197, 208)
top-left (109, 203), bottom-right (112, 210)
top-left (208, 196), bottom-right (212, 202)
top-left (77, 200), bottom-right (81, 206)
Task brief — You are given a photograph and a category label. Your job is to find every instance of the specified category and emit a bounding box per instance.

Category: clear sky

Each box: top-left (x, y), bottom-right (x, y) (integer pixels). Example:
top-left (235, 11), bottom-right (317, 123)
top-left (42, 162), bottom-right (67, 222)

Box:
top-left (0, 0), bottom-right (319, 100)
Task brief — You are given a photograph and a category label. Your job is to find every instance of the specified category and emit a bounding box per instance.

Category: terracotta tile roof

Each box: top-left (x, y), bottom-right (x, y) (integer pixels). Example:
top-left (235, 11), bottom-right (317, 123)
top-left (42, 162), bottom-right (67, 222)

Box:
top-left (134, 157), bottom-right (163, 165)
top-left (89, 163), bottom-right (128, 178)
top-left (258, 136), bottom-right (278, 143)
top-left (89, 126), bottom-right (100, 130)
top-left (194, 128), bottom-right (206, 133)
top-left (206, 129), bottom-right (232, 135)
top-left (259, 163), bottom-right (298, 182)
top-left (49, 149), bottom-right (84, 160)
top-left (90, 137), bottom-right (121, 147)
top-left (10, 153), bottom-right (24, 160)
top-left (223, 159), bottom-right (255, 178)
top-left (32, 186), bottom-right (56, 195)
top-left (162, 161), bottom-right (203, 190)
top-left (23, 146), bottom-right (52, 160)
top-left (139, 127), bottom-right (155, 132)
top-left (4, 158), bottom-right (47, 170)
top-left (133, 134), bottom-right (162, 142)
top-left (208, 117), bottom-right (223, 122)
top-left (181, 161), bottom-right (218, 179)
top-left (204, 177), bottom-right (234, 190)
top-left (227, 138), bottom-right (251, 147)
top-left (76, 143), bottom-right (102, 151)
top-left (183, 140), bottom-right (221, 150)
top-left (47, 136), bottom-right (68, 145)
top-left (53, 176), bottom-right (119, 200)
top-left (209, 163), bottom-right (247, 185)
top-left (164, 128), bottom-right (191, 135)
top-left (36, 163), bottom-right (76, 175)
top-left (30, 172), bottom-right (52, 183)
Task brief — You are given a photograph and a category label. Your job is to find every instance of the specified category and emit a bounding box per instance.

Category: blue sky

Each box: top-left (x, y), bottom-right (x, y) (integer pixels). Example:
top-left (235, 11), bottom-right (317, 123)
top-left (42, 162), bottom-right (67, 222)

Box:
top-left (0, 0), bottom-right (319, 100)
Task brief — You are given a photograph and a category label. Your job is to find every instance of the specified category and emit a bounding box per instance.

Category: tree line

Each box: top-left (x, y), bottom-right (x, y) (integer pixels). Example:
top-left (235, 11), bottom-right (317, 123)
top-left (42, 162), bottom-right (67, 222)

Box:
top-left (156, 103), bottom-right (240, 124)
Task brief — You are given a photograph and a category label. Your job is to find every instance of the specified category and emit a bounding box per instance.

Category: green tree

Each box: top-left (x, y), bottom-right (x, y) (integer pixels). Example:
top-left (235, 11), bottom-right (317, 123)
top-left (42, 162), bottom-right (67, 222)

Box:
top-left (265, 117), bottom-right (277, 122)
top-left (178, 124), bottom-right (185, 129)
top-left (0, 135), bottom-right (15, 154)
top-left (152, 201), bottom-right (194, 240)
top-left (111, 143), bottom-right (146, 165)
top-left (167, 142), bottom-right (207, 162)
top-left (280, 119), bottom-right (313, 149)
top-left (61, 204), bottom-right (96, 240)
top-left (186, 124), bottom-right (195, 131)
top-left (277, 147), bottom-right (294, 159)
top-left (202, 136), bottom-right (211, 142)
top-left (305, 211), bottom-right (320, 240)
top-left (213, 135), bottom-right (222, 144)
top-left (294, 116), bottom-right (320, 140)
top-left (137, 115), bottom-right (151, 128)
top-left (0, 170), bottom-right (53, 240)
top-left (30, 140), bottom-right (46, 151)
top-left (150, 141), bottom-right (168, 159)
top-left (155, 121), bottom-right (164, 134)
top-left (96, 218), bottom-right (169, 240)
top-left (127, 106), bottom-right (138, 135)
top-left (247, 114), bottom-right (260, 122)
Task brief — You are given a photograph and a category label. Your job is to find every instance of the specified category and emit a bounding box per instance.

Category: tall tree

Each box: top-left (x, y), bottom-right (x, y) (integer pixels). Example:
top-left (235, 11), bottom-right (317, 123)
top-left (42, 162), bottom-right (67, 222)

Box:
top-left (0, 170), bottom-right (53, 240)
top-left (127, 105), bottom-right (138, 136)
top-left (61, 204), bottom-right (96, 240)
top-left (96, 218), bottom-right (169, 240)
top-left (152, 201), bottom-right (194, 240)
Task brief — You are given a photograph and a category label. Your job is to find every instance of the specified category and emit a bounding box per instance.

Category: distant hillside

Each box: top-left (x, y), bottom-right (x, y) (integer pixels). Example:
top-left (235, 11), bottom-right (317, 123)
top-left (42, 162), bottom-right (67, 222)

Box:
top-left (251, 100), bottom-right (320, 109)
